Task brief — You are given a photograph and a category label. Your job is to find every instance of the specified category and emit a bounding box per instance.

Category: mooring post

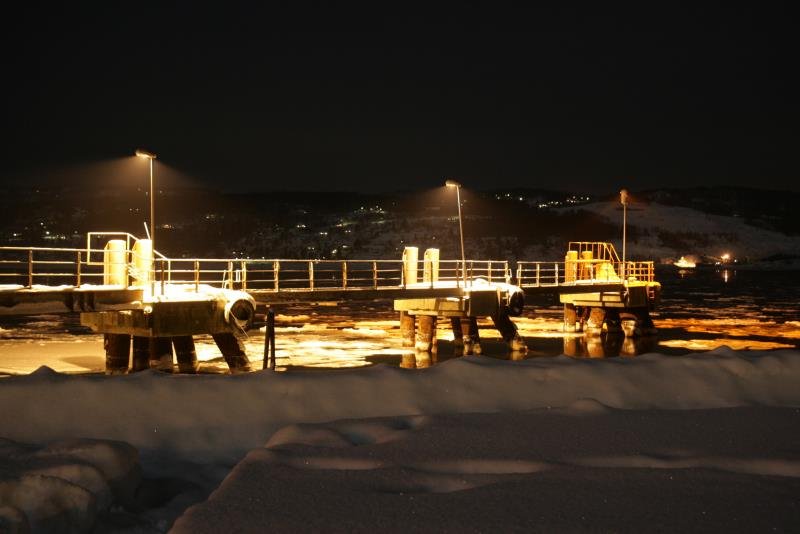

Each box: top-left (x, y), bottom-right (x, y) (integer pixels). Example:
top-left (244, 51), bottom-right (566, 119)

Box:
top-left (173, 336), bottom-right (199, 373)
top-left (104, 333), bottom-right (131, 375)
top-left (400, 311), bottom-right (416, 348)
top-left (263, 309), bottom-right (276, 370)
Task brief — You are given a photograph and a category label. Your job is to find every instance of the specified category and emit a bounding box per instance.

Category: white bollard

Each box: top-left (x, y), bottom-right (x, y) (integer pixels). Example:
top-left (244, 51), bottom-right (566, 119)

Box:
top-left (103, 240), bottom-right (128, 286)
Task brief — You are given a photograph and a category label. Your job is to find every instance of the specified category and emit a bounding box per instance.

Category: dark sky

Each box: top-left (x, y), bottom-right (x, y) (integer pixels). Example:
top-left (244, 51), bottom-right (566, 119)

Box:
top-left (2, 4), bottom-right (796, 193)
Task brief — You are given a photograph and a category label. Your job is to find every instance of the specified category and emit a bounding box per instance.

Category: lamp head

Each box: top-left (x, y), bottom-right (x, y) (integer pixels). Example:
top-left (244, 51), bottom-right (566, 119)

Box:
top-left (445, 179), bottom-right (461, 188)
top-left (135, 149), bottom-right (157, 160)
top-left (619, 188), bottom-right (629, 205)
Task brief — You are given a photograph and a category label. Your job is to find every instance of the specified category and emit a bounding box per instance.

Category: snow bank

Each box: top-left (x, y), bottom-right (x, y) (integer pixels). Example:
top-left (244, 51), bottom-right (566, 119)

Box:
top-left (0, 437), bottom-right (140, 532)
top-left (172, 406), bottom-right (800, 533)
top-left (1, 348), bottom-right (799, 464)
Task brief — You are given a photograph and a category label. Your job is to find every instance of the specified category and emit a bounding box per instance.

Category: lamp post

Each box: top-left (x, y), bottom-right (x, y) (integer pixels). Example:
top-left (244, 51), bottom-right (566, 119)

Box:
top-left (445, 179), bottom-right (467, 288)
top-left (620, 188), bottom-right (629, 280)
top-left (135, 149), bottom-right (157, 249)
top-left (135, 149), bottom-right (157, 294)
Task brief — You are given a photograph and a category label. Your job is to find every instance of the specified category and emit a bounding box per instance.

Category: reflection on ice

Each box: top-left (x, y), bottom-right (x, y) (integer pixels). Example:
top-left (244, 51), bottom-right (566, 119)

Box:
top-left (0, 270), bottom-right (798, 374)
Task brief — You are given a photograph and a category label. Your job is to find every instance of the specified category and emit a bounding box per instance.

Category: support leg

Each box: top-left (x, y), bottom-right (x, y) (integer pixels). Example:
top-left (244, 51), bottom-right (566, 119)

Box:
top-left (450, 317), bottom-right (464, 354)
top-left (104, 333), bottom-right (130, 375)
top-left (585, 308), bottom-right (606, 337)
top-left (212, 332), bottom-right (252, 373)
top-left (173, 336), bottom-right (199, 374)
top-left (603, 308), bottom-right (623, 334)
top-left (563, 303), bottom-right (578, 333)
top-left (415, 315), bottom-right (435, 352)
top-left (491, 311), bottom-right (528, 352)
top-left (400, 311), bottom-right (416, 348)
top-left (149, 337), bottom-right (174, 372)
top-left (131, 336), bottom-right (150, 372)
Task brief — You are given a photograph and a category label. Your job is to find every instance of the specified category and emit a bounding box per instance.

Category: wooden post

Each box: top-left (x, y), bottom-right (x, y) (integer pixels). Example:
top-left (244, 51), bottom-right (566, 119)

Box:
top-left (194, 260), bottom-right (200, 292)
top-left (212, 332), bottom-right (252, 373)
top-left (536, 263), bottom-right (540, 286)
top-left (372, 261), bottom-right (378, 289)
top-left (263, 309), bottom-right (276, 370)
top-left (342, 261), bottom-right (348, 289)
top-left (104, 333), bottom-right (131, 375)
top-left (273, 260), bottom-right (280, 291)
top-left (308, 261), bottom-right (314, 290)
top-left (173, 336), bottom-right (199, 373)
top-left (241, 261), bottom-right (247, 291)
top-left (400, 311), bottom-right (415, 348)
top-left (228, 261), bottom-right (234, 289)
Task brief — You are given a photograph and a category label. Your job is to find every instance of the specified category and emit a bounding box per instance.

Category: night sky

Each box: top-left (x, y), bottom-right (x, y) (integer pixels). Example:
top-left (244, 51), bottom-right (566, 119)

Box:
top-left (2, 4), bottom-right (796, 193)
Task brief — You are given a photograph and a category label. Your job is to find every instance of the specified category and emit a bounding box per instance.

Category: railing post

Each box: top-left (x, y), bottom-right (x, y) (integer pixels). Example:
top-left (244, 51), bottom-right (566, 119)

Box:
top-left (227, 261), bottom-right (234, 289)
top-left (194, 260), bottom-right (200, 292)
top-left (488, 260), bottom-right (493, 283)
top-left (555, 263), bottom-right (559, 285)
top-left (372, 261), bottom-right (378, 289)
top-left (342, 261), bottom-right (347, 289)
top-left (505, 261), bottom-right (511, 284)
top-left (308, 260), bottom-right (314, 291)
top-left (273, 260), bottom-right (280, 291)
top-left (27, 249), bottom-right (33, 288)
top-left (241, 261), bottom-right (247, 291)
top-left (516, 263), bottom-right (522, 286)
top-left (536, 263), bottom-right (540, 287)
top-left (76, 250), bottom-right (82, 287)
top-left (160, 259), bottom-right (166, 296)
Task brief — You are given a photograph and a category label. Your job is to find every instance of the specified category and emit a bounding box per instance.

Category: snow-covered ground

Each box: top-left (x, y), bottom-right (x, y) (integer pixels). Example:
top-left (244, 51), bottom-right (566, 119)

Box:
top-left (2, 348), bottom-right (800, 531)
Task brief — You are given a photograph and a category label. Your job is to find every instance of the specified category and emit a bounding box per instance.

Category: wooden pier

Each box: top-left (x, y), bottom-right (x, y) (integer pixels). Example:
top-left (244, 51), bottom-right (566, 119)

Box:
top-left (0, 234), bottom-right (660, 373)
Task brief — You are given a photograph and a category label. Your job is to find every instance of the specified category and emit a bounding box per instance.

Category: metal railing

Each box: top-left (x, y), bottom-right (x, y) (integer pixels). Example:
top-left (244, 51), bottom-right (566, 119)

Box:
top-left (0, 246), bottom-right (110, 288)
top-left (0, 239), bottom-right (653, 293)
top-left (517, 259), bottom-right (655, 287)
top-left (567, 241), bottom-right (621, 263)
top-left (157, 258), bottom-right (511, 292)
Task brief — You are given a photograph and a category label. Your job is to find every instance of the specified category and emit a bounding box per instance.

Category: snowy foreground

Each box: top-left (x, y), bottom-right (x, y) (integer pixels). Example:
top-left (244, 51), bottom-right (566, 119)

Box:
top-left (2, 348), bottom-right (800, 532)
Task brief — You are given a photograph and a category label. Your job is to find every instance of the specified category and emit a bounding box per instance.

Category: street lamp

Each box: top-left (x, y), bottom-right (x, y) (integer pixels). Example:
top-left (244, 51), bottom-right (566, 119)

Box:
top-left (620, 188), bottom-right (629, 280)
top-left (136, 149), bottom-right (157, 295)
top-left (135, 149), bottom-right (157, 251)
top-left (445, 179), bottom-right (467, 288)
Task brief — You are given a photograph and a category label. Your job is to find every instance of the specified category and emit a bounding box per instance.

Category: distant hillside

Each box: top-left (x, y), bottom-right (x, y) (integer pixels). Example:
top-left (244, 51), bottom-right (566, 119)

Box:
top-left (637, 187), bottom-right (800, 236)
top-left (564, 199), bottom-right (800, 264)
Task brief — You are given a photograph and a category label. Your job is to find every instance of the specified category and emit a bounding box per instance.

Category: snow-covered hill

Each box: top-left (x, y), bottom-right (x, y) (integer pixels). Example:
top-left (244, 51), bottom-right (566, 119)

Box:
top-left (561, 201), bottom-right (800, 263)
